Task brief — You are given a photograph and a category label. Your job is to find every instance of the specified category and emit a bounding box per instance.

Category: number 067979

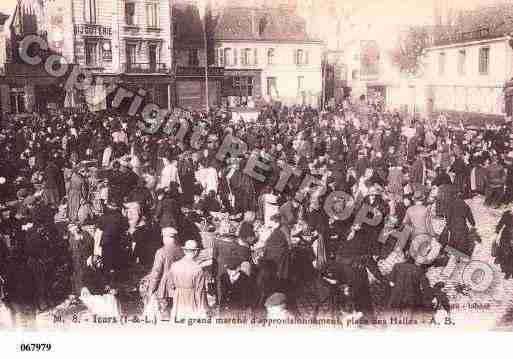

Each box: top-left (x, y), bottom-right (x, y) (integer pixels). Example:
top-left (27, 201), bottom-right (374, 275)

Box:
top-left (19, 344), bottom-right (52, 352)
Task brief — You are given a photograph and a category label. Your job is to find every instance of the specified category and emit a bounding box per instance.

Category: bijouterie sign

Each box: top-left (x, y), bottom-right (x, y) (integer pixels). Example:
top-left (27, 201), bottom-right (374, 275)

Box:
top-left (74, 24), bottom-right (112, 37)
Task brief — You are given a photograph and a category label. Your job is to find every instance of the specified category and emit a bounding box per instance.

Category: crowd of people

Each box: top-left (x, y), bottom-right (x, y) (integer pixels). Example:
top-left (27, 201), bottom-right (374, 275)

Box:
top-left (1, 95), bottom-right (513, 326)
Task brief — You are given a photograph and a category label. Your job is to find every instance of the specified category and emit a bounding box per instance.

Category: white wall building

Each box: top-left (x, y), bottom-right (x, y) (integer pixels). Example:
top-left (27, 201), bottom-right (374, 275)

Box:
top-left (213, 5), bottom-right (324, 108)
top-left (423, 36), bottom-right (512, 117)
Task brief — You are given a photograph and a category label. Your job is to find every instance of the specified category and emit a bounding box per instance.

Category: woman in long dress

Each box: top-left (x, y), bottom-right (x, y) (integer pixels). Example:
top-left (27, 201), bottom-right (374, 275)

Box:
top-left (158, 241), bottom-right (208, 320)
top-left (495, 210), bottom-right (513, 279)
top-left (67, 168), bottom-right (86, 223)
top-left (432, 167), bottom-right (453, 218)
top-left (67, 223), bottom-right (94, 297)
top-left (230, 160), bottom-right (257, 215)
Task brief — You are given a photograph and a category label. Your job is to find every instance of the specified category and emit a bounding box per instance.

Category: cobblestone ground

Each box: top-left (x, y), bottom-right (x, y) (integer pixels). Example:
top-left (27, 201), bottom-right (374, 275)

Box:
top-left (306, 195), bottom-right (513, 330)
top-left (428, 195), bottom-right (513, 330)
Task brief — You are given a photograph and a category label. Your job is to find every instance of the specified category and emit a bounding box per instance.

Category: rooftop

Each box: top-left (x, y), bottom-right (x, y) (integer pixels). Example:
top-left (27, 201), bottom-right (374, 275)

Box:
top-left (432, 3), bottom-right (513, 47)
top-left (213, 6), bottom-right (322, 43)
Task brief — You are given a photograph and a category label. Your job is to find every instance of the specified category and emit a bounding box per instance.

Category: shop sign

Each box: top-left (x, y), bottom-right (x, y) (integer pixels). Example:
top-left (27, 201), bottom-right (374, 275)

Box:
top-left (74, 24), bottom-right (113, 37)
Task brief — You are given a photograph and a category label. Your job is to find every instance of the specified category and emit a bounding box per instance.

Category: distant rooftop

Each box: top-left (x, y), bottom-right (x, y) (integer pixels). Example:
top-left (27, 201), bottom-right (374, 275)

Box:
top-left (213, 6), bottom-right (322, 43)
top-left (432, 3), bottom-right (513, 47)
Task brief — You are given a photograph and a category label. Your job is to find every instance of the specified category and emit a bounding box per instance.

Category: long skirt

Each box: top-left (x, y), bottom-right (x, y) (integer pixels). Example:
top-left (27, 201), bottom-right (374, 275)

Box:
top-left (67, 190), bottom-right (82, 222)
top-left (495, 232), bottom-right (513, 277)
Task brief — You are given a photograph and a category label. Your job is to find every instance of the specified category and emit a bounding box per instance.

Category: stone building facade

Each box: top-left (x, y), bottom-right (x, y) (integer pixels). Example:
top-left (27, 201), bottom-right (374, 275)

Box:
top-left (1, 0), bottom-right (173, 114)
top-left (213, 5), bottom-right (323, 108)
top-left (424, 36), bottom-right (511, 118)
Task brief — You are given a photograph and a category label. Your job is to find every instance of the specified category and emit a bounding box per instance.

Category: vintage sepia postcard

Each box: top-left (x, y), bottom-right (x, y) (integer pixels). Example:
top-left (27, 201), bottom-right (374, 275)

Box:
top-left (0, 0), bottom-right (513, 356)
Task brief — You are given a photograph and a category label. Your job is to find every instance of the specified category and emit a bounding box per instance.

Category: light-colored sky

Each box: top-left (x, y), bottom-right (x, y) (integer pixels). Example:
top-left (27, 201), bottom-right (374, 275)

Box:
top-left (0, 0), bottom-right (16, 15)
top-left (0, 0), bottom-right (507, 25)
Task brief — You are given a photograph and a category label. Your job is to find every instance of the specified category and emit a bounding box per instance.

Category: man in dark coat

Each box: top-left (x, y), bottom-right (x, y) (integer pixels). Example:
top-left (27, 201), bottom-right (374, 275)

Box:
top-left (445, 192), bottom-right (476, 256)
top-left (212, 226), bottom-right (251, 306)
top-left (485, 157), bottom-right (506, 208)
top-left (389, 258), bottom-right (430, 313)
top-left (262, 214), bottom-right (291, 292)
top-left (334, 222), bottom-right (374, 315)
top-left (118, 161), bottom-right (139, 202)
top-left (43, 159), bottom-right (62, 207)
top-left (410, 155), bottom-right (427, 186)
top-left (450, 155), bottom-right (469, 198)
top-left (125, 201), bottom-right (162, 269)
top-left (97, 202), bottom-right (129, 283)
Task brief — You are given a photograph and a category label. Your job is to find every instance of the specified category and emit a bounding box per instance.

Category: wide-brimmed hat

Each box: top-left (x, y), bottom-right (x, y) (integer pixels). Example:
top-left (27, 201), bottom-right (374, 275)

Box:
top-left (183, 240), bottom-right (199, 251)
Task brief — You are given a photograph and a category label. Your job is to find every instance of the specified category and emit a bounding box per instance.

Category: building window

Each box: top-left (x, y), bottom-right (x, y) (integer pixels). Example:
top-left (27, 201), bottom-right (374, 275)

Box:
top-left (126, 43), bottom-right (137, 67)
top-left (296, 49), bottom-right (304, 65)
top-left (458, 49), bottom-right (466, 76)
top-left (258, 18), bottom-right (267, 36)
top-left (233, 48), bottom-right (238, 66)
top-left (102, 40), bottom-right (112, 61)
top-left (267, 49), bottom-right (274, 65)
top-left (479, 47), bottom-right (489, 75)
top-left (125, 2), bottom-right (136, 26)
top-left (242, 48), bottom-right (251, 66)
top-left (297, 76), bottom-right (304, 94)
top-left (85, 41), bottom-right (99, 66)
top-left (295, 50), bottom-right (309, 65)
top-left (232, 76), bottom-right (254, 97)
top-left (148, 44), bottom-right (158, 70)
top-left (246, 77), bottom-right (254, 96)
top-left (267, 77), bottom-right (277, 96)
top-left (188, 49), bottom-right (199, 67)
top-left (253, 49), bottom-right (258, 65)
top-left (224, 48), bottom-right (232, 66)
top-left (217, 48), bottom-right (225, 66)
top-left (145, 2), bottom-right (159, 28)
top-left (438, 52), bottom-right (445, 76)
top-left (84, 0), bottom-right (97, 24)
top-left (352, 69), bottom-right (358, 80)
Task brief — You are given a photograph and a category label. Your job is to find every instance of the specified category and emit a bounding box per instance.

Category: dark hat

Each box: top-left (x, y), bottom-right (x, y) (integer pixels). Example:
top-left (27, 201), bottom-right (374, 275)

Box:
top-left (224, 257), bottom-right (241, 271)
top-left (433, 282), bottom-right (445, 291)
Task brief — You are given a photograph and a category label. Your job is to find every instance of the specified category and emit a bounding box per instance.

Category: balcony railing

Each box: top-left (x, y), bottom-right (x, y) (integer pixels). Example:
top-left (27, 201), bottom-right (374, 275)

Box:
top-left (123, 62), bottom-right (168, 74)
top-left (175, 66), bottom-right (224, 77)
